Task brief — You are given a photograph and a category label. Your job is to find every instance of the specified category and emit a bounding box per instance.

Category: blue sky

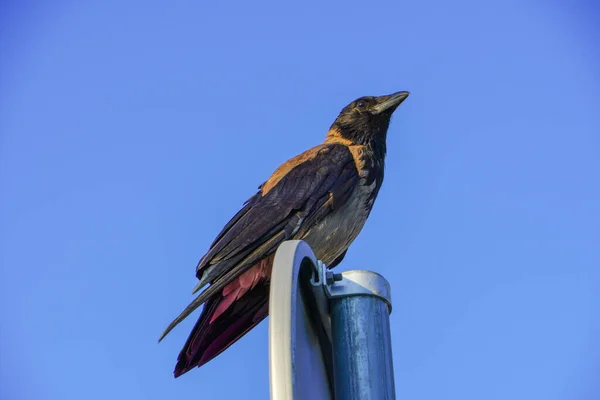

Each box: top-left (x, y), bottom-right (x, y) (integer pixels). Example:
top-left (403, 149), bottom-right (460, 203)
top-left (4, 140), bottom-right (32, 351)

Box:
top-left (1, 1), bottom-right (598, 399)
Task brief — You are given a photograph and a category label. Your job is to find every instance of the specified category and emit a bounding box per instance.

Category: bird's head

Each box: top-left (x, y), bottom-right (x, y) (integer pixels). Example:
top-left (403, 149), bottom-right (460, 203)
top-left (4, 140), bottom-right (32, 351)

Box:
top-left (327, 91), bottom-right (409, 153)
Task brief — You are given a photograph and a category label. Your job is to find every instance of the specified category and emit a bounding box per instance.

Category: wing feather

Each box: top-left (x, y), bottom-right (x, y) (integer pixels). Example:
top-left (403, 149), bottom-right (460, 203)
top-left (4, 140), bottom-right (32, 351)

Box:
top-left (197, 144), bottom-right (357, 283)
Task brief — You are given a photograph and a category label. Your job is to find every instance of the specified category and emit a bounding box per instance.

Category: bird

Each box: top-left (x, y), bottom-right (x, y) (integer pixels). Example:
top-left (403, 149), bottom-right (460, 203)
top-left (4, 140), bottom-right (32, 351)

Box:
top-left (159, 91), bottom-right (410, 377)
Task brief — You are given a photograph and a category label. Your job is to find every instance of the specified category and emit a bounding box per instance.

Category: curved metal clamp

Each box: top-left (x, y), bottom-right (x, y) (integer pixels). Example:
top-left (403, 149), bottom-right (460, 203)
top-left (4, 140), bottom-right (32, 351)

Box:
top-left (310, 259), bottom-right (392, 314)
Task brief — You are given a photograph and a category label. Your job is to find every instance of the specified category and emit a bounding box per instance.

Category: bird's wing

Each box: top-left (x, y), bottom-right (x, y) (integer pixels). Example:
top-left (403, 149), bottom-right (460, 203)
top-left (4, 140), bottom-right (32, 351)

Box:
top-left (197, 143), bottom-right (358, 282)
top-left (159, 143), bottom-right (359, 341)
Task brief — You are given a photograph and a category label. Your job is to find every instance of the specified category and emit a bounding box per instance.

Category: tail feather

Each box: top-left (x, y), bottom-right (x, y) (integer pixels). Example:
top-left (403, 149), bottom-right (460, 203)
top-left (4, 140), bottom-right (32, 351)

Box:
top-left (174, 283), bottom-right (269, 377)
top-left (173, 256), bottom-right (274, 377)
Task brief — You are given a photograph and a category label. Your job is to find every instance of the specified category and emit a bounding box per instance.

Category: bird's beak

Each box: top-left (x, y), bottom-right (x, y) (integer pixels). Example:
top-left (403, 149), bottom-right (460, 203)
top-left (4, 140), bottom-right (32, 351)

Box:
top-left (371, 91), bottom-right (410, 114)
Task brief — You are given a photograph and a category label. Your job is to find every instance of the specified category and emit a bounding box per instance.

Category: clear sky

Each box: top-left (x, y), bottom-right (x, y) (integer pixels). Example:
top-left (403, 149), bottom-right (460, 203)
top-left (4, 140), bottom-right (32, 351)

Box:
top-left (1, 1), bottom-right (598, 399)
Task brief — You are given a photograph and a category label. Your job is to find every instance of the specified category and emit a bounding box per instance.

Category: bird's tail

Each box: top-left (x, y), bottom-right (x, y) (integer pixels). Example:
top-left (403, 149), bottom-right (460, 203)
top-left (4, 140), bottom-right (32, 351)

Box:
top-left (173, 272), bottom-right (270, 377)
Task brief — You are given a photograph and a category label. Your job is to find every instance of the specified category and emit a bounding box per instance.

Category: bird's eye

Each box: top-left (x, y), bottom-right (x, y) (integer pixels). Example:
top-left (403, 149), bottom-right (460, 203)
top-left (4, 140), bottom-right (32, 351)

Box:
top-left (356, 100), bottom-right (367, 108)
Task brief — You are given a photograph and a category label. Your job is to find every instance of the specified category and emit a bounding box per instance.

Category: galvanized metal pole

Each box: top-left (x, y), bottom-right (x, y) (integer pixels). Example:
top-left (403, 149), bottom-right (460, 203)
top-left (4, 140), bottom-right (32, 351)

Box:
top-left (328, 270), bottom-right (395, 400)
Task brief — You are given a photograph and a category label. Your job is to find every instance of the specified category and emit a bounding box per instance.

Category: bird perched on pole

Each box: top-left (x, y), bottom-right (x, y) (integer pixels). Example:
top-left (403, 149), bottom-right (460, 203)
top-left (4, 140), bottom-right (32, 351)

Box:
top-left (159, 91), bottom-right (410, 377)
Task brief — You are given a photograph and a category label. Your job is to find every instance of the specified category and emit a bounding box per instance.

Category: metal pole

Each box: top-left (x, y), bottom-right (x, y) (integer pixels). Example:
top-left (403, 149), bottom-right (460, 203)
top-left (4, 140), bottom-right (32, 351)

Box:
top-left (328, 270), bottom-right (395, 400)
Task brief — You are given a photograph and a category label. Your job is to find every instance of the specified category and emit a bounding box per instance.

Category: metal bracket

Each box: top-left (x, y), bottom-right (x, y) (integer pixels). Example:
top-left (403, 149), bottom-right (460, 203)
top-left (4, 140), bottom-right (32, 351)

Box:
top-left (310, 259), bottom-right (393, 314)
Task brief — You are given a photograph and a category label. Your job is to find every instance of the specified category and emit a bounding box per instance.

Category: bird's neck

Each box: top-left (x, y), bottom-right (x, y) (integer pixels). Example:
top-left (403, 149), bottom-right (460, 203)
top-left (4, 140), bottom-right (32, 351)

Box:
top-left (325, 127), bottom-right (386, 191)
top-left (325, 127), bottom-right (387, 161)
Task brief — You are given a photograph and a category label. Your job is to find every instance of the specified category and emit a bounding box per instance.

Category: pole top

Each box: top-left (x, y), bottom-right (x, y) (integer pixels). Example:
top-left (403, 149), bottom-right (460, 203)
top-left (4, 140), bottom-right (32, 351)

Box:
top-left (312, 263), bottom-right (393, 314)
